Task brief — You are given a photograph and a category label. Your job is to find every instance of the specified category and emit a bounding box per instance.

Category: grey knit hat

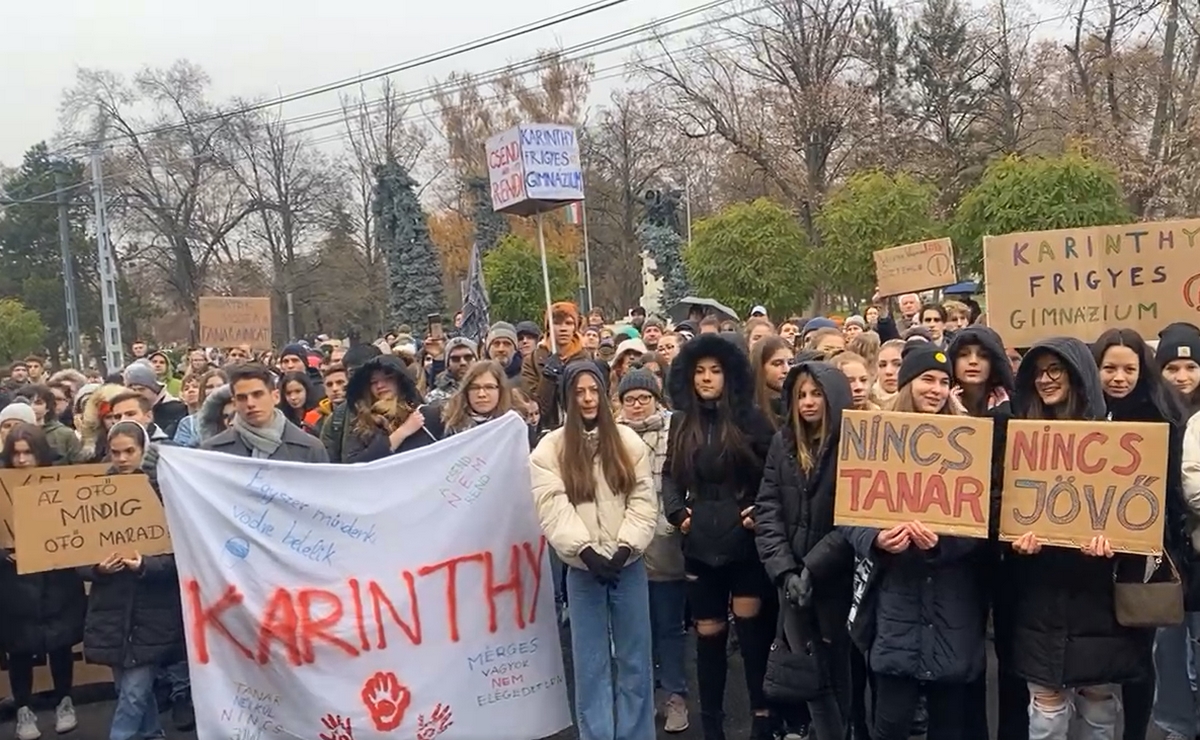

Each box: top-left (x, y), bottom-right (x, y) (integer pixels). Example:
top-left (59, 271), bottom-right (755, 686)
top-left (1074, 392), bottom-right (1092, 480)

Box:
top-left (487, 321), bottom-right (519, 349)
top-left (444, 336), bottom-right (479, 357)
top-left (617, 368), bottom-right (661, 400)
top-left (0, 402), bottom-right (36, 426)
top-left (123, 360), bottom-right (161, 392)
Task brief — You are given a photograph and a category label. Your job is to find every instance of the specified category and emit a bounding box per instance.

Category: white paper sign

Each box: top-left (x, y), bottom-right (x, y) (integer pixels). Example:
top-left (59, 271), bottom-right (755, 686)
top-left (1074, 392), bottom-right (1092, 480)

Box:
top-left (157, 414), bottom-right (571, 740)
top-left (485, 124), bottom-right (584, 214)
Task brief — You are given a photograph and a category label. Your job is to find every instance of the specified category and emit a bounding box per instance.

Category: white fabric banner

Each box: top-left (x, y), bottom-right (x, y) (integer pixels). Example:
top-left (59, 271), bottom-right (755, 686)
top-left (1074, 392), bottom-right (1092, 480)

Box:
top-left (157, 413), bottom-right (571, 740)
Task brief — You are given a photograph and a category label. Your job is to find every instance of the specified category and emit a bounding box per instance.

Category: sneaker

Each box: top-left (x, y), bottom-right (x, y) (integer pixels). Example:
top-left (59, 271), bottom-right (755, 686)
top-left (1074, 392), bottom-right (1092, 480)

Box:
top-left (53, 698), bottom-right (75, 735)
top-left (172, 694), bottom-right (196, 731)
top-left (663, 694), bottom-right (689, 733)
top-left (15, 706), bottom-right (41, 740)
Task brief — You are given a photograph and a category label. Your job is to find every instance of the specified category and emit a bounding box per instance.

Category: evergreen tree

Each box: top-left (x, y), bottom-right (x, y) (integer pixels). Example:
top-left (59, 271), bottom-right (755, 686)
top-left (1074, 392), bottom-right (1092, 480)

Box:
top-left (467, 175), bottom-right (508, 255)
top-left (373, 160), bottom-right (446, 329)
top-left (639, 221), bottom-right (690, 310)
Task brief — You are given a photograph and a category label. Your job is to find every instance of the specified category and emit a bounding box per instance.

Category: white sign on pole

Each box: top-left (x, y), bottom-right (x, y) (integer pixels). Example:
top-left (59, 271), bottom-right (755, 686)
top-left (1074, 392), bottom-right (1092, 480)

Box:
top-left (156, 414), bottom-right (571, 740)
top-left (485, 124), bottom-right (584, 216)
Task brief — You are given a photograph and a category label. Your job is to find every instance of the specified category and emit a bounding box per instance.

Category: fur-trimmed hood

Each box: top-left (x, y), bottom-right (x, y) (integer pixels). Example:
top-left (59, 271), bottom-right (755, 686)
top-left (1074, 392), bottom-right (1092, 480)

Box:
top-left (198, 384), bottom-right (233, 441)
top-left (346, 355), bottom-right (423, 408)
top-left (667, 333), bottom-right (755, 412)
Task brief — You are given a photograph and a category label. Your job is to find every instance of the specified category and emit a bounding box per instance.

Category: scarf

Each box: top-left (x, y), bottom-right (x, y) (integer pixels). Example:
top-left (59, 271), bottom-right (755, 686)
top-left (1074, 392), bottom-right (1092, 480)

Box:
top-left (619, 413), bottom-right (664, 434)
top-left (233, 408), bottom-right (287, 458)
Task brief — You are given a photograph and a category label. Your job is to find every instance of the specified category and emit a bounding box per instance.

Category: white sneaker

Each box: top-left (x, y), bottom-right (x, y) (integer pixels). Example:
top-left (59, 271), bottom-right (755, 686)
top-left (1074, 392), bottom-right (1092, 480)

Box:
top-left (15, 706), bottom-right (41, 740)
top-left (54, 697), bottom-right (76, 734)
top-left (663, 694), bottom-right (689, 733)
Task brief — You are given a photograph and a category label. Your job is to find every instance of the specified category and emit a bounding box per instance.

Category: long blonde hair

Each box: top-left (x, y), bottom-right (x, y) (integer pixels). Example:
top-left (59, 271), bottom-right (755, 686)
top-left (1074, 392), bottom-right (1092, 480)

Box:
top-left (441, 361), bottom-right (512, 432)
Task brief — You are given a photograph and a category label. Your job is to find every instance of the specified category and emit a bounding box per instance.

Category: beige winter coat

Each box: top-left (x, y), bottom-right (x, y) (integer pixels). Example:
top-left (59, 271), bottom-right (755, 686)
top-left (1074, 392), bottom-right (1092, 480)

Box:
top-left (530, 425), bottom-right (659, 570)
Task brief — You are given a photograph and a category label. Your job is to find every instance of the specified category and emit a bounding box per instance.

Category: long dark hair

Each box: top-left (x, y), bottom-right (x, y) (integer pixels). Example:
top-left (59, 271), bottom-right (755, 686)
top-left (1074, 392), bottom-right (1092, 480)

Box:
top-left (670, 357), bottom-right (758, 487)
top-left (278, 371), bottom-right (315, 427)
top-left (1093, 328), bottom-right (1185, 425)
top-left (1019, 347), bottom-right (1091, 421)
top-left (559, 367), bottom-right (636, 505)
top-left (1, 423), bottom-right (55, 467)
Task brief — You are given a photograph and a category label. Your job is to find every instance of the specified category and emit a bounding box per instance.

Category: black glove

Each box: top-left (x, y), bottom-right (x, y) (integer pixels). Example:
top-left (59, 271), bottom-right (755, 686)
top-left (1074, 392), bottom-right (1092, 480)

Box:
top-left (608, 546), bottom-right (632, 570)
top-left (579, 547), bottom-right (618, 585)
top-left (784, 568), bottom-right (813, 607)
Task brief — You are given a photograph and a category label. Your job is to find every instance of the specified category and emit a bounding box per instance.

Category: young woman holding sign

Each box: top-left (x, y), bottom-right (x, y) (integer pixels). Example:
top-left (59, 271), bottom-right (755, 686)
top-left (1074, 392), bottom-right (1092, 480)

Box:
top-left (84, 421), bottom-right (185, 740)
top-left (1007, 336), bottom-right (1155, 740)
top-left (1093, 328), bottom-right (1189, 740)
top-left (843, 345), bottom-right (988, 740)
top-left (754, 361), bottom-right (855, 740)
top-left (0, 423), bottom-right (85, 740)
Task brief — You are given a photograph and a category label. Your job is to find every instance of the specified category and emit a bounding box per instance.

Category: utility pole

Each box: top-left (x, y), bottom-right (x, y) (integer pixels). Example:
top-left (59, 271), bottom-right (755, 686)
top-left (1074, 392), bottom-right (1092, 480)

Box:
top-left (90, 114), bottom-right (125, 372)
top-left (54, 167), bottom-right (83, 368)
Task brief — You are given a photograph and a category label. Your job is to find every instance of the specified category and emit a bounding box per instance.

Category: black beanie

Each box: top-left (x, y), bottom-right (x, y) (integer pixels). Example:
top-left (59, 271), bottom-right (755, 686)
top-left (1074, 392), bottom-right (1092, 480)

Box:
top-left (1157, 326), bottom-right (1200, 369)
top-left (898, 345), bottom-right (952, 389)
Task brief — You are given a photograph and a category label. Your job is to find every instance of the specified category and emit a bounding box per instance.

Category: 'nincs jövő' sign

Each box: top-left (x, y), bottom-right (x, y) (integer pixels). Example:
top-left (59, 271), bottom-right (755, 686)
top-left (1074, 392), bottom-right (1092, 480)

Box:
top-left (982, 219), bottom-right (1200, 347)
top-left (834, 409), bottom-right (994, 538)
top-left (156, 413), bottom-right (571, 740)
top-left (485, 124), bottom-right (584, 216)
top-left (873, 238), bottom-right (958, 297)
top-left (998, 420), bottom-right (1168, 555)
top-left (12, 474), bottom-right (172, 575)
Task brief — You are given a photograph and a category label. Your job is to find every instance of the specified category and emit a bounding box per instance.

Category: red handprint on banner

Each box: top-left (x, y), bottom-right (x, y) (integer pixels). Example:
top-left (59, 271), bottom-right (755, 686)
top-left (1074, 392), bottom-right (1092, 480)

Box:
top-left (415, 704), bottom-right (454, 740)
top-left (361, 671), bottom-right (412, 732)
top-left (318, 714), bottom-right (353, 740)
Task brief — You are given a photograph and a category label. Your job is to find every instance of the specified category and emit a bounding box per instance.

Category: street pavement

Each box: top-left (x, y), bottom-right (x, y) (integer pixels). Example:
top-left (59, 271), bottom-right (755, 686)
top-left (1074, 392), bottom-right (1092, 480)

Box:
top-left (0, 630), bottom-right (1168, 740)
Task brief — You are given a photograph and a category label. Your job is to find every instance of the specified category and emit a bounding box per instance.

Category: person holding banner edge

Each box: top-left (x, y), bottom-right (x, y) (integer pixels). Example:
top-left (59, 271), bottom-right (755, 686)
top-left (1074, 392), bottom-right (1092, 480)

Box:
top-left (754, 360), bottom-right (856, 740)
top-left (843, 345), bottom-right (988, 740)
top-left (529, 360), bottom-right (659, 740)
top-left (1006, 337), bottom-right (1157, 740)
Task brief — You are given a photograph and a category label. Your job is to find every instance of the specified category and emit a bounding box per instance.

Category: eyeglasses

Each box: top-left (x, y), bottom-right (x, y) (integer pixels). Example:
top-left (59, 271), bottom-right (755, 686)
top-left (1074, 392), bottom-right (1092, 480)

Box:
top-left (1035, 365), bottom-right (1064, 381)
top-left (468, 384), bottom-right (500, 393)
top-left (449, 354), bottom-right (474, 364)
top-left (623, 394), bottom-right (655, 406)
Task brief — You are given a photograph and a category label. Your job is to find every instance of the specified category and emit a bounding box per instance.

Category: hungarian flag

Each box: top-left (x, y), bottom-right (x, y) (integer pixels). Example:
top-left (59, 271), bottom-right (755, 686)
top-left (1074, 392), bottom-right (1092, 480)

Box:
top-left (564, 201), bottom-right (584, 225)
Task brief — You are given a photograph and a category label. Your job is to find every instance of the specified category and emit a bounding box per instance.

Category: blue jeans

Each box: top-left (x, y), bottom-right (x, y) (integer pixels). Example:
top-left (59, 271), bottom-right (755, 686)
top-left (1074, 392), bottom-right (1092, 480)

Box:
top-left (648, 579), bottom-right (688, 697)
top-left (158, 660), bottom-right (189, 702)
top-left (1027, 683), bottom-right (1119, 740)
top-left (110, 665), bottom-right (164, 740)
top-left (566, 558), bottom-right (655, 740)
top-left (1154, 612), bottom-right (1200, 737)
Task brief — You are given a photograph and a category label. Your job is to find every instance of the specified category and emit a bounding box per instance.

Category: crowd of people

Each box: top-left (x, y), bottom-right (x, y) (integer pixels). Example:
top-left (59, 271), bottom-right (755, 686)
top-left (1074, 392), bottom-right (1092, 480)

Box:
top-left (1, 291), bottom-right (1200, 740)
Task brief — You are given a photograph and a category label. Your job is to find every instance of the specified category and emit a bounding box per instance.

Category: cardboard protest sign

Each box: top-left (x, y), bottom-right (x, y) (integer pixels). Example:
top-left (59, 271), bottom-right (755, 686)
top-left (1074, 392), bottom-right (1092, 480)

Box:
top-left (874, 238), bottom-right (958, 297)
top-left (998, 419), bottom-right (1168, 554)
top-left (0, 463), bottom-right (110, 548)
top-left (199, 296), bottom-right (272, 350)
top-left (155, 413), bottom-right (570, 740)
top-left (13, 475), bottom-right (172, 574)
top-left (835, 409), bottom-right (994, 538)
top-left (982, 219), bottom-right (1200, 346)
top-left (486, 123), bottom-right (584, 216)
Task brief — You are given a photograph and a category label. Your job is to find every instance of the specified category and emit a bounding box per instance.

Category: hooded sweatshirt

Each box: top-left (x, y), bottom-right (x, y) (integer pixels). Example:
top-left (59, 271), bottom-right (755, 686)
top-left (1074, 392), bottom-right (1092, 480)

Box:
top-left (755, 361), bottom-right (855, 639)
top-left (1008, 336), bottom-right (1154, 689)
top-left (662, 334), bottom-right (775, 566)
top-left (341, 355), bottom-right (434, 463)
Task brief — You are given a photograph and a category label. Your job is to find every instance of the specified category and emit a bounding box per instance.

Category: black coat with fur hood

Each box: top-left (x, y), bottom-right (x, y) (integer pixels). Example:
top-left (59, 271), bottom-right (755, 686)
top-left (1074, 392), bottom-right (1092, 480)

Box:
top-left (1007, 336), bottom-right (1154, 688)
top-left (662, 334), bottom-right (776, 566)
top-left (342, 355), bottom-right (435, 463)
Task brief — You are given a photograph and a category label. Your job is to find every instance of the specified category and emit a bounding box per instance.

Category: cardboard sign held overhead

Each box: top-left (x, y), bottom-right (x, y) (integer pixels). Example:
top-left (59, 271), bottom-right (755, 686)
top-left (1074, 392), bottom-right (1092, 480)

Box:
top-left (199, 296), bottom-right (272, 350)
top-left (485, 124), bottom-right (585, 216)
top-left (0, 464), bottom-right (110, 549)
top-left (982, 218), bottom-right (1200, 347)
top-left (835, 409), bottom-right (994, 538)
top-left (13, 475), bottom-right (172, 574)
top-left (874, 238), bottom-right (958, 297)
top-left (998, 419), bottom-right (1168, 555)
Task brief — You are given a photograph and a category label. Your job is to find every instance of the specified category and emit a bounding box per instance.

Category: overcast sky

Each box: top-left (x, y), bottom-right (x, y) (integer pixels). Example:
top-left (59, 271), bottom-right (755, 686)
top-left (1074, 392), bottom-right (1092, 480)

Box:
top-left (0, 0), bottom-right (710, 166)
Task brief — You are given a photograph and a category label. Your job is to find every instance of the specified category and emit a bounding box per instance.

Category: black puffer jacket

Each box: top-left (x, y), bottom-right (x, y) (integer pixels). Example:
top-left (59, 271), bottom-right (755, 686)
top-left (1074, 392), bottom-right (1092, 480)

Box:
top-left (0, 557), bottom-right (87, 656)
top-left (663, 334), bottom-right (775, 566)
top-left (341, 355), bottom-right (436, 463)
top-left (755, 362), bottom-right (855, 640)
top-left (1008, 336), bottom-right (1154, 688)
top-left (81, 470), bottom-right (184, 669)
